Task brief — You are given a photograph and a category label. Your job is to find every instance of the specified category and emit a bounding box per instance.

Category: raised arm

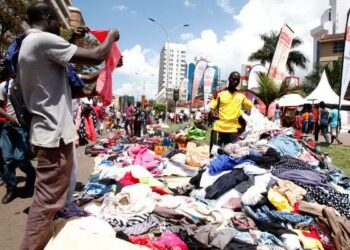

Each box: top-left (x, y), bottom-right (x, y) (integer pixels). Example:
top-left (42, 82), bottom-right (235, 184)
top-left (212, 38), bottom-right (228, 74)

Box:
top-left (70, 29), bottom-right (119, 65)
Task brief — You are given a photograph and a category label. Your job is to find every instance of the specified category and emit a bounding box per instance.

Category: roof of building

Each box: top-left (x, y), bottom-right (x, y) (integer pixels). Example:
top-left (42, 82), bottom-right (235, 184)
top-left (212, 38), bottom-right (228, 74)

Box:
top-left (320, 33), bottom-right (345, 42)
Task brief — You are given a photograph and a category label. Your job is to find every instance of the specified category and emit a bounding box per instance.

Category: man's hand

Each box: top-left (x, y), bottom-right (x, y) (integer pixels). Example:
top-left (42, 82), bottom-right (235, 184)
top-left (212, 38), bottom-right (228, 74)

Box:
top-left (8, 116), bottom-right (19, 126)
top-left (109, 29), bottom-right (120, 42)
top-left (117, 56), bottom-right (123, 68)
top-left (210, 109), bottom-right (220, 120)
top-left (70, 27), bottom-right (90, 43)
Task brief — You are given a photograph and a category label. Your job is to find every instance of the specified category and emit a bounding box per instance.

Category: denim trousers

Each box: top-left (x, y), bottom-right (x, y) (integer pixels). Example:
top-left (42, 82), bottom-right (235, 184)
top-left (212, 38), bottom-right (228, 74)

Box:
top-left (0, 123), bottom-right (35, 188)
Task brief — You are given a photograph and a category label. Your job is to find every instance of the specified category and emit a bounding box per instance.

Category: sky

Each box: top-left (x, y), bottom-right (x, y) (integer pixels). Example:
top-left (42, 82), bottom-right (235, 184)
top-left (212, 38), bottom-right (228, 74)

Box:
top-left (73, 0), bottom-right (330, 100)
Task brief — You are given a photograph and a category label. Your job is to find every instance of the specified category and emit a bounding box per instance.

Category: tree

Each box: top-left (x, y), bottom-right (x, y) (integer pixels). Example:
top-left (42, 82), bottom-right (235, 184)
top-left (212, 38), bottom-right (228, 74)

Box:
top-left (60, 28), bottom-right (99, 73)
top-left (302, 59), bottom-right (345, 97)
top-left (249, 31), bottom-right (308, 74)
top-left (0, 0), bottom-right (36, 56)
top-left (250, 72), bottom-right (303, 115)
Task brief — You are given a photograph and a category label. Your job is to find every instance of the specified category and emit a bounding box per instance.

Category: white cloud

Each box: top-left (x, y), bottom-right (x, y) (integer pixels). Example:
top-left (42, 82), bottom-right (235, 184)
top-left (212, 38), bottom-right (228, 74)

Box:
top-left (113, 5), bottom-right (128, 11)
top-left (130, 10), bottom-right (138, 15)
top-left (185, 0), bottom-right (328, 79)
top-left (216, 0), bottom-right (235, 14)
top-left (113, 45), bottom-right (159, 98)
top-left (180, 33), bottom-right (195, 41)
top-left (183, 0), bottom-right (196, 8)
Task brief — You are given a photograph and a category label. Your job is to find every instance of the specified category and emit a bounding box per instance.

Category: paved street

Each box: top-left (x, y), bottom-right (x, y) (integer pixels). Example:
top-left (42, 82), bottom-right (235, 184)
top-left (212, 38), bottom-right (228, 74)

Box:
top-left (0, 147), bottom-right (94, 250)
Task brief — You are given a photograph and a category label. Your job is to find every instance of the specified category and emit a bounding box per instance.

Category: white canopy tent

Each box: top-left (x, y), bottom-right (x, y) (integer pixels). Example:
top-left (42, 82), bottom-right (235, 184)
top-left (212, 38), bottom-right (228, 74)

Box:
top-left (276, 94), bottom-right (304, 107)
top-left (304, 70), bottom-right (350, 106)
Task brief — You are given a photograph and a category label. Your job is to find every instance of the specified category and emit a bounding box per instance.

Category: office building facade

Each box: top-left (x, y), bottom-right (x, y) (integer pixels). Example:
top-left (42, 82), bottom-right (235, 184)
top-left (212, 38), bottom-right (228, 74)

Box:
top-left (155, 42), bottom-right (187, 102)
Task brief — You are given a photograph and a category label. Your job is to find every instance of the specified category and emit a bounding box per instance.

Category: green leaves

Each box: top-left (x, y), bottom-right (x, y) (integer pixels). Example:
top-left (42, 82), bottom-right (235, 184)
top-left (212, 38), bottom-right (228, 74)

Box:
top-left (250, 72), bottom-right (304, 115)
top-left (248, 30), bottom-right (308, 74)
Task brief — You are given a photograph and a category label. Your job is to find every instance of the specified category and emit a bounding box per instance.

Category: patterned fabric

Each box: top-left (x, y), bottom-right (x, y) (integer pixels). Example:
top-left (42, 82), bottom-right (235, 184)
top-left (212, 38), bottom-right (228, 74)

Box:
top-left (106, 213), bottom-right (153, 231)
top-left (295, 182), bottom-right (350, 219)
top-left (244, 205), bottom-right (314, 227)
top-left (271, 155), bottom-right (315, 176)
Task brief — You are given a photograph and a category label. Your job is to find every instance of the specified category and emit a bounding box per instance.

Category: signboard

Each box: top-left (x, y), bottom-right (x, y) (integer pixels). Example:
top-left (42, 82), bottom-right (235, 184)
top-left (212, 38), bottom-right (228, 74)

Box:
top-left (268, 25), bottom-right (294, 81)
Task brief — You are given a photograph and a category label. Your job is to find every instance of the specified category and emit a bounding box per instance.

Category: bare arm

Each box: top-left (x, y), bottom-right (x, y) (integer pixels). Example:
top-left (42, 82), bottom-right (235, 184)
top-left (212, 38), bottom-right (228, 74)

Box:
top-left (0, 105), bottom-right (18, 125)
top-left (70, 29), bottom-right (119, 65)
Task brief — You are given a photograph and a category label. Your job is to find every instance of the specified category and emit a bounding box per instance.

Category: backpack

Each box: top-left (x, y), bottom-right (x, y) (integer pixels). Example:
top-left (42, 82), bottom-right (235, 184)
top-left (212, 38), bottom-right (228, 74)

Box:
top-left (4, 33), bottom-right (26, 79)
top-left (67, 63), bottom-right (85, 98)
top-left (4, 33), bottom-right (32, 128)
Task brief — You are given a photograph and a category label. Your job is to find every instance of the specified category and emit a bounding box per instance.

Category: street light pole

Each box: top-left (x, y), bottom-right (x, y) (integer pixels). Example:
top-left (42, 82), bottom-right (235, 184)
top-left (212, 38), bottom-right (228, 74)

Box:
top-left (148, 18), bottom-right (189, 123)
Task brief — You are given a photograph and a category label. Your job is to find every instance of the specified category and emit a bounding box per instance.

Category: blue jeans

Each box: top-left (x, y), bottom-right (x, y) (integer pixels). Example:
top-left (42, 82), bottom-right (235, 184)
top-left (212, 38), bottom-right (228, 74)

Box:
top-left (0, 123), bottom-right (35, 188)
top-left (302, 121), bottom-right (308, 133)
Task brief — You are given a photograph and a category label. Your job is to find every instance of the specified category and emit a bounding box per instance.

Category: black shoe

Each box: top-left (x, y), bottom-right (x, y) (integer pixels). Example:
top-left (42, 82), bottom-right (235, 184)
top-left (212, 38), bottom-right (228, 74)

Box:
top-left (2, 188), bottom-right (16, 204)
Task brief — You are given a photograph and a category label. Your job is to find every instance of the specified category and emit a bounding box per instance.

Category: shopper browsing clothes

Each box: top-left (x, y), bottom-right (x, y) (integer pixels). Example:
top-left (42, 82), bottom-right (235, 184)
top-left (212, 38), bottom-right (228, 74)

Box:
top-left (315, 101), bottom-right (330, 144)
top-left (329, 107), bottom-right (342, 144)
top-left (209, 71), bottom-right (252, 150)
top-left (125, 101), bottom-right (135, 136)
top-left (0, 77), bottom-right (36, 204)
top-left (18, 3), bottom-right (120, 249)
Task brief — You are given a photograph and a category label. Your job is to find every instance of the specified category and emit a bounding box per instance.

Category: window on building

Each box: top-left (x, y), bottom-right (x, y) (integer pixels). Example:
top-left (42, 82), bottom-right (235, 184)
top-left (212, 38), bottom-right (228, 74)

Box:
top-left (329, 11), bottom-right (331, 21)
top-left (333, 41), bottom-right (344, 53)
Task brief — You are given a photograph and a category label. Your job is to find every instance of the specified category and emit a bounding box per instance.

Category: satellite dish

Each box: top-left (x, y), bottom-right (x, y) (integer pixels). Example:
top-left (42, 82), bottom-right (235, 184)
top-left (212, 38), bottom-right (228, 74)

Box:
top-left (247, 65), bottom-right (268, 90)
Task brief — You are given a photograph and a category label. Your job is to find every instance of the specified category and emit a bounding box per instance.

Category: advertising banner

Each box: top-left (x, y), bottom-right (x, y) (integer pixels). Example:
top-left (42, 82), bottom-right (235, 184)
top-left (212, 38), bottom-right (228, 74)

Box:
top-left (268, 24), bottom-right (294, 81)
top-left (179, 78), bottom-right (189, 101)
top-left (203, 67), bottom-right (216, 110)
top-left (191, 60), bottom-right (208, 105)
top-left (340, 11), bottom-right (350, 104)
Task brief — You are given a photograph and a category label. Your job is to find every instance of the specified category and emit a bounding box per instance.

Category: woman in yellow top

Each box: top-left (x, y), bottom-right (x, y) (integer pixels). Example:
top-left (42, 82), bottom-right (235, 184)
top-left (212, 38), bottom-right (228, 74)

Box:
top-left (210, 71), bottom-right (252, 149)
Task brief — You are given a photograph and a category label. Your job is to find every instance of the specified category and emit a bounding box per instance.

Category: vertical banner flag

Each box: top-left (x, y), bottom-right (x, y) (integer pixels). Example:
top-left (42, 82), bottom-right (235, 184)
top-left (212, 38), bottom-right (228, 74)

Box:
top-left (179, 78), bottom-right (189, 102)
top-left (340, 11), bottom-right (350, 104)
top-left (203, 67), bottom-right (216, 110)
top-left (191, 60), bottom-right (208, 105)
top-left (268, 24), bottom-right (294, 81)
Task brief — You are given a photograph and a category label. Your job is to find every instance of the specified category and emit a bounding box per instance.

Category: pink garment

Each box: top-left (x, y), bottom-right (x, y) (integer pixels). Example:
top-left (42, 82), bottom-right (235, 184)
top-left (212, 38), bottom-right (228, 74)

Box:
top-left (126, 105), bottom-right (135, 120)
top-left (128, 145), bottom-right (162, 169)
top-left (157, 232), bottom-right (188, 250)
top-left (90, 30), bottom-right (121, 106)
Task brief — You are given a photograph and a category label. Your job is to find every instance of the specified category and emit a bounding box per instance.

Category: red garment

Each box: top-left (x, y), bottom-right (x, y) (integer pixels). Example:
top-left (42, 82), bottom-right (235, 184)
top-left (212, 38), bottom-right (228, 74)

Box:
top-left (84, 114), bottom-right (97, 141)
top-left (0, 102), bottom-right (7, 123)
top-left (119, 172), bottom-right (139, 186)
top-left (151, 187), bottom-right (169, 195)
top-left (303, 224), bottom-right (336, 250)
top-left (129, 235), bottom-right (167, 250)
top-left (89, 30), bottom-right (121, 106)
top-left (93, 105), bottom-right (104, 120)
top-left (312, 109), bottom-right (318, 122)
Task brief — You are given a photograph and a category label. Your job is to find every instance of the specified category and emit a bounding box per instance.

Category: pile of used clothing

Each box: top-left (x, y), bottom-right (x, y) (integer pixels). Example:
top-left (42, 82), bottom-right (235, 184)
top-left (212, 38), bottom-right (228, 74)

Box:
top-left (45, 109), bottom-right (350, 250)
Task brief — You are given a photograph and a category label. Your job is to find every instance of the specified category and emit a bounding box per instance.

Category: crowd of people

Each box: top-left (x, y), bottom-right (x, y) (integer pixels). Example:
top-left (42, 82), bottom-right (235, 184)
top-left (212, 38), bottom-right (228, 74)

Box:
top-left (0, 2), bottom-right (348, 250)
top-left (293, 102), bottom-right (342, 144)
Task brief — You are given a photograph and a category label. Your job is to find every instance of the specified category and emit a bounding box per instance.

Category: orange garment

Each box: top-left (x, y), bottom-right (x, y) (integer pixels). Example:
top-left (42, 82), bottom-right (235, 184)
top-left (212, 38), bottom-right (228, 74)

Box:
top-left (302, 112), bottom-right (309, 122)
top-left (84, 114), bottom-right (97, 141)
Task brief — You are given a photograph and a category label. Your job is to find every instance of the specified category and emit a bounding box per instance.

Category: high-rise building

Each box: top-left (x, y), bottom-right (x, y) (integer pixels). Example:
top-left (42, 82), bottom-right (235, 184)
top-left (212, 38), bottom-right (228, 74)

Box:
top-left (155, 42), bottom-right (187, 103)
top-left (311, 0), bottom-right (350, 64)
